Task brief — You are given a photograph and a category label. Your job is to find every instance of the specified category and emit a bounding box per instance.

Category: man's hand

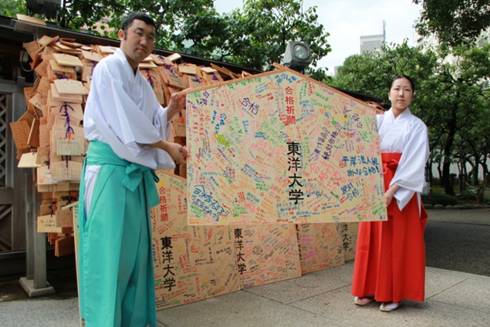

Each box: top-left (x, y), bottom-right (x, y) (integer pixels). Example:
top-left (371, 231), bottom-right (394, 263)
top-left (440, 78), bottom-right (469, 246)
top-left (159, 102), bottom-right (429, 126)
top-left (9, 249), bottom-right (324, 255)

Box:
top-left (164, 142), bottom-right (187, 165)
top-left (149, 140), bottom-right (188, 164)
top-left (167, 92), bottom-right (186, 121)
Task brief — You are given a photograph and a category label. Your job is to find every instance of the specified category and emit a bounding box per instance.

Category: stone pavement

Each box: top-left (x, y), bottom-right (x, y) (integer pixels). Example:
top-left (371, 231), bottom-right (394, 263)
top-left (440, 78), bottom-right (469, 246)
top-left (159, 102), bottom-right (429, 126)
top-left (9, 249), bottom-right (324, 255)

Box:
top-left (2, 208), bottom-right (490, 326)
top-left (2, 262), bottom-right (490, 327)
top-left (156, 263), bottom-right (490, 327)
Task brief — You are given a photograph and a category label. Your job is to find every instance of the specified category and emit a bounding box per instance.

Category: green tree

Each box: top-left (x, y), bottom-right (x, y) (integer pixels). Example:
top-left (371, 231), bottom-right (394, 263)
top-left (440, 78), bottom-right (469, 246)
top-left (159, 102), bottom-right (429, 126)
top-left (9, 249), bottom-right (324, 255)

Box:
top-left (414, 0), bottom-right (490, 46)
top-left (8, 0), bottom-right (330, 73)
top-left (331, 42), bottom-right (490, 196)
top-left (0, 0), bottom-right (26, 16)
top-left (221, 0), bottom-right (330, 70)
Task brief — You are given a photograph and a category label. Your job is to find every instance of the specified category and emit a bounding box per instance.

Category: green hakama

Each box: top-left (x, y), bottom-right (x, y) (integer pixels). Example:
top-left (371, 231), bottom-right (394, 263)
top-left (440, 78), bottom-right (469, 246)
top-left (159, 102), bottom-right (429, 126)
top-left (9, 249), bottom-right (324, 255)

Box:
top-left (78, 141), bottom-right (159, 327)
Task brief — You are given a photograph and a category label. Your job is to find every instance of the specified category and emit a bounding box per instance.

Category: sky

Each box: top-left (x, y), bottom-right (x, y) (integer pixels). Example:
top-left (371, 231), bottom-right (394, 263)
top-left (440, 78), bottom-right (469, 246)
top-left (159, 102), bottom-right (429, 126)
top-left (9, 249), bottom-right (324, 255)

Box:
top-left (213, 0), bottom-right (422, 74)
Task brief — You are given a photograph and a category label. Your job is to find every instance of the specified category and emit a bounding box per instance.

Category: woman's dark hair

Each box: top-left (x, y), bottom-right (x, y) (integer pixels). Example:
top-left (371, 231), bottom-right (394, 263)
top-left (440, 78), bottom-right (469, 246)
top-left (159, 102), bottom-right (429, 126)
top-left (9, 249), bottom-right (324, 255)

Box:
top-left (121, 12), bottom-right (156, 32)
top-left (391, 75), bottom-right (415, 92)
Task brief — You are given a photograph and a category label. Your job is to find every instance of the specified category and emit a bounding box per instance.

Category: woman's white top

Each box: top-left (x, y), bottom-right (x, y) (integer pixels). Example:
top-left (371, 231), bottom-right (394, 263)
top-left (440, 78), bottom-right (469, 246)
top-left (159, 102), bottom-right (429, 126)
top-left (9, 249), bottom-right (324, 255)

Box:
top-left (377, 108), bottom-right (429, 210)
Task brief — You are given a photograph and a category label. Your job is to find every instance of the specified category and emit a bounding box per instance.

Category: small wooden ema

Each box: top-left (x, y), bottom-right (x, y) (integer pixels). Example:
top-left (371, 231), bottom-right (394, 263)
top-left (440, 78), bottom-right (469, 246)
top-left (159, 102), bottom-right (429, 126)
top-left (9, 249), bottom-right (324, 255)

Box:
top-left (54, 79), bottom-right (88, 96)
top-left (178, 163), bottom-right (187, 178)
top-left (97, 45), bottom-right (117, 54)
top-left (59, 38), bottom-right (83, 48)
top-left (54, 41), bottom-right (73, 51)
top-left (54, 235), bottom-right (75, 257)
top-left (200, 67), bottom-right (217, 74)
top-left (48, 102), bottom-right (83, 123)
top-left (37, 165), bottom-right (57, 186)
top-left (30, 52), bottom-right (42, 70)
top-left (159, 64), bottom-right (187, 89)
top-left (50, 83), bottom-right (83, 104)
top-left (18, 152), bottom-right (40, 168)
top-left (28, 93), bottom-right (44, 111)
top-left (170, 110), bottom-right (186, 137)
top-left (52, 53), bottom-right (83, 68)
top-left (199, 67), bottom-right (223, 85)
top-left (139, 61), bottom-right (157, 69)
top-left (210, 63), bottom-right (239, 80)
top-left (16, 14), bottom-right (46, 26)
top-left (38, 183), bottom-right (79, 193)
top-left (36, 77), bottom-right (51, 95)
top-left (37, 214), bottom-right (72, 233)
top-left (56, 204), bottom-right (76, 228)
top-left (34, 58), bottom-right (49, 78)
top-left (166, 53), bottom-right (181, 62)
top-left (9, 120), bottom-right (31, 151)
top-left (51, 126), bottom-right (86, 156)
top-left (53, 47), bottom-right (82, 56)
top-left (142, 55), bottom-right (153, 62)
top-left (23, 40), bottom-right (41, 59)
top-left (140, 69), bottom-right (165, 104)
top-left (50, 160), bottom-right (82, 183)
top-left (48, 59), bottom-right (77, 80)
top-left (81, 50), bottom-right (102, 63)
top-left (178, 63), bottom-right (197, 75)
top-left (150, 54), bottom-right (166, 65)
top-left (38, 120), bottom-right (49, 147)
top-left (53, 41), bottom-right (82, 55)
top-left (23, 86), bottom-right (36, 102)
top-left (184, 74), bottom-right (205, 88)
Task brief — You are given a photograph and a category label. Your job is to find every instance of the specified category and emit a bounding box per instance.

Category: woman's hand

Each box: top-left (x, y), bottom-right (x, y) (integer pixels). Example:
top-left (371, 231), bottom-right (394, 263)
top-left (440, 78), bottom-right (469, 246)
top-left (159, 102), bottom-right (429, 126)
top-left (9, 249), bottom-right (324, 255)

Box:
top-left (384, 184), bottom-right (399, 207)
top-left (384, 191), bottom-right (394, 207)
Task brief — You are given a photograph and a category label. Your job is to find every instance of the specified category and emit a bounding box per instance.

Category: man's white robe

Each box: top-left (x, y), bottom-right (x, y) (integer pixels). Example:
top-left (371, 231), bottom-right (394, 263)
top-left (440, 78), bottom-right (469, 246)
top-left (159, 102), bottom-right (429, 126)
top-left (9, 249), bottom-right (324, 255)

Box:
top-left (83, 48), bottom-right (175, 211)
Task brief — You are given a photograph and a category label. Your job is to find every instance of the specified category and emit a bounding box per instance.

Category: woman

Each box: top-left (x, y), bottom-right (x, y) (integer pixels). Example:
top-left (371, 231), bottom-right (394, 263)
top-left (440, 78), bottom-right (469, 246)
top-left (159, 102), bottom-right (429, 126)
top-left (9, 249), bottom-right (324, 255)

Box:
top-left (351, 75), bottom-right (429, 312)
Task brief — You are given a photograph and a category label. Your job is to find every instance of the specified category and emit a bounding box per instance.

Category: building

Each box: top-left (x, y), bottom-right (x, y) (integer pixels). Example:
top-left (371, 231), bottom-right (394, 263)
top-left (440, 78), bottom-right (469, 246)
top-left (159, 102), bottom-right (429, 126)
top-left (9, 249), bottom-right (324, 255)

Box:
top-left (360, 21), bottom-right (386, 54)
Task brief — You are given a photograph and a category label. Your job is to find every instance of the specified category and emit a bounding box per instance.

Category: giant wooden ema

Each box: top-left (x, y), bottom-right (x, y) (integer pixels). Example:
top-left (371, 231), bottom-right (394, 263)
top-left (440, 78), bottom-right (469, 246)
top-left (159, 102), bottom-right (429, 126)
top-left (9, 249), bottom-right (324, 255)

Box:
top-left (185, 67), bottom-right (387, 225)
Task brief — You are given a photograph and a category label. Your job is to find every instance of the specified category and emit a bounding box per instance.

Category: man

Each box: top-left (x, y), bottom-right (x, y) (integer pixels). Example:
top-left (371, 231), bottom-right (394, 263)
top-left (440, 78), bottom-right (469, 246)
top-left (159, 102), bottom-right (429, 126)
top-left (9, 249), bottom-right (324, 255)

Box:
top-left (78, 12), bottom-right (186, 326)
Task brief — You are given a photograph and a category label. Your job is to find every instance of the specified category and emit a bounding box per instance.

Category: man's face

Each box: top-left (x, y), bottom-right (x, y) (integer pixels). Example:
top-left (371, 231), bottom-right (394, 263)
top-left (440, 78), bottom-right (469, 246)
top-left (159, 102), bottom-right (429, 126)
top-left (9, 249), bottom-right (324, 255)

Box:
top-left (119, 19), bottom-right (155, 66)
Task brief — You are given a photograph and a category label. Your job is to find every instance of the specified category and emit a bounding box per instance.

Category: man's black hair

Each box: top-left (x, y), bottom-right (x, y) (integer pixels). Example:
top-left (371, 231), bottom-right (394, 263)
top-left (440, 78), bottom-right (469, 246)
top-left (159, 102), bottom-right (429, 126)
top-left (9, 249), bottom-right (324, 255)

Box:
top-left (121, 12), bottom-right (156, 32)
top-left (391, 74), bottom-right (416, 92)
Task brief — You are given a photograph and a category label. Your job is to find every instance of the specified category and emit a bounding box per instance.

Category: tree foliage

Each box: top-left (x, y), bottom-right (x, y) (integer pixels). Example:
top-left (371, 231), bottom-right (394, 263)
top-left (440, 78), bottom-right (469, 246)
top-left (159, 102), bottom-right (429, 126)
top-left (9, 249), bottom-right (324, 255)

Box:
top-left (414, 0), bottom-right (490, 46)
top-left (331, 42), bottom-right (490, 195)
top-left (1, 0), bottom-right (330, 72)
top-left (221, 0), bottom-right (330, 70)
top-left (0, 0), bottom-right (26, 17)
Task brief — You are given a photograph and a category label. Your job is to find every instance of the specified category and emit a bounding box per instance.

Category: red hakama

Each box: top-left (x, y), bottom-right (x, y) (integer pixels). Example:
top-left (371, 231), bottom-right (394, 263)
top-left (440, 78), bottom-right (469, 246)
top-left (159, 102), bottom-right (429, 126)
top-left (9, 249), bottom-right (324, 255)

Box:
top-left (352, 152), bottom-right (427, 303)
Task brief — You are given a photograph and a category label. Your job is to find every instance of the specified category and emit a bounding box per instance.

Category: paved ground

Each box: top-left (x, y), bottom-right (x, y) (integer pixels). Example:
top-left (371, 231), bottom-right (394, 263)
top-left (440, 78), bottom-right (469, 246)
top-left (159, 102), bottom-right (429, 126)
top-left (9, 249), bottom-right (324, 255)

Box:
top-left (2, 263), bottom-right (490, 327)
top-left (1, 208), bottom-right (490, 326)
top-left (156, 263), bottom-right (490, 327)
top-left (426, 208), bottom-right (490, 276)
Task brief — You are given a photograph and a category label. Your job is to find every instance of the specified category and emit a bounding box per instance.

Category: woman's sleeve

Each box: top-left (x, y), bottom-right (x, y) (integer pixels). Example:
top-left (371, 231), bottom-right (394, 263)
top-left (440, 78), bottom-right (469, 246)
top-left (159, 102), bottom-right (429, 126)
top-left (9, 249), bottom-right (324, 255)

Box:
top-left (391, 120), bottom-right (429, 210)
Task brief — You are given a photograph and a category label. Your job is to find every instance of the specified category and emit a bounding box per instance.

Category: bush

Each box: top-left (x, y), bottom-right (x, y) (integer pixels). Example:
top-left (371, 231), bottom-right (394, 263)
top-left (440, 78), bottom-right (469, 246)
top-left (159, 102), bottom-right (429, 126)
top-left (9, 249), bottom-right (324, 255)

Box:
top-left (422, 193), bottom-right (458, 206)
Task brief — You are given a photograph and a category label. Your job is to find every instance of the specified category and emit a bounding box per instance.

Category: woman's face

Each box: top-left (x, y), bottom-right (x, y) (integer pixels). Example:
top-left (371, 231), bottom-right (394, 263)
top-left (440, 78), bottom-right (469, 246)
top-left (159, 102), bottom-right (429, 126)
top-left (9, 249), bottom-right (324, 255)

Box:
top-left (389, 77), bottom-right (413, 112)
